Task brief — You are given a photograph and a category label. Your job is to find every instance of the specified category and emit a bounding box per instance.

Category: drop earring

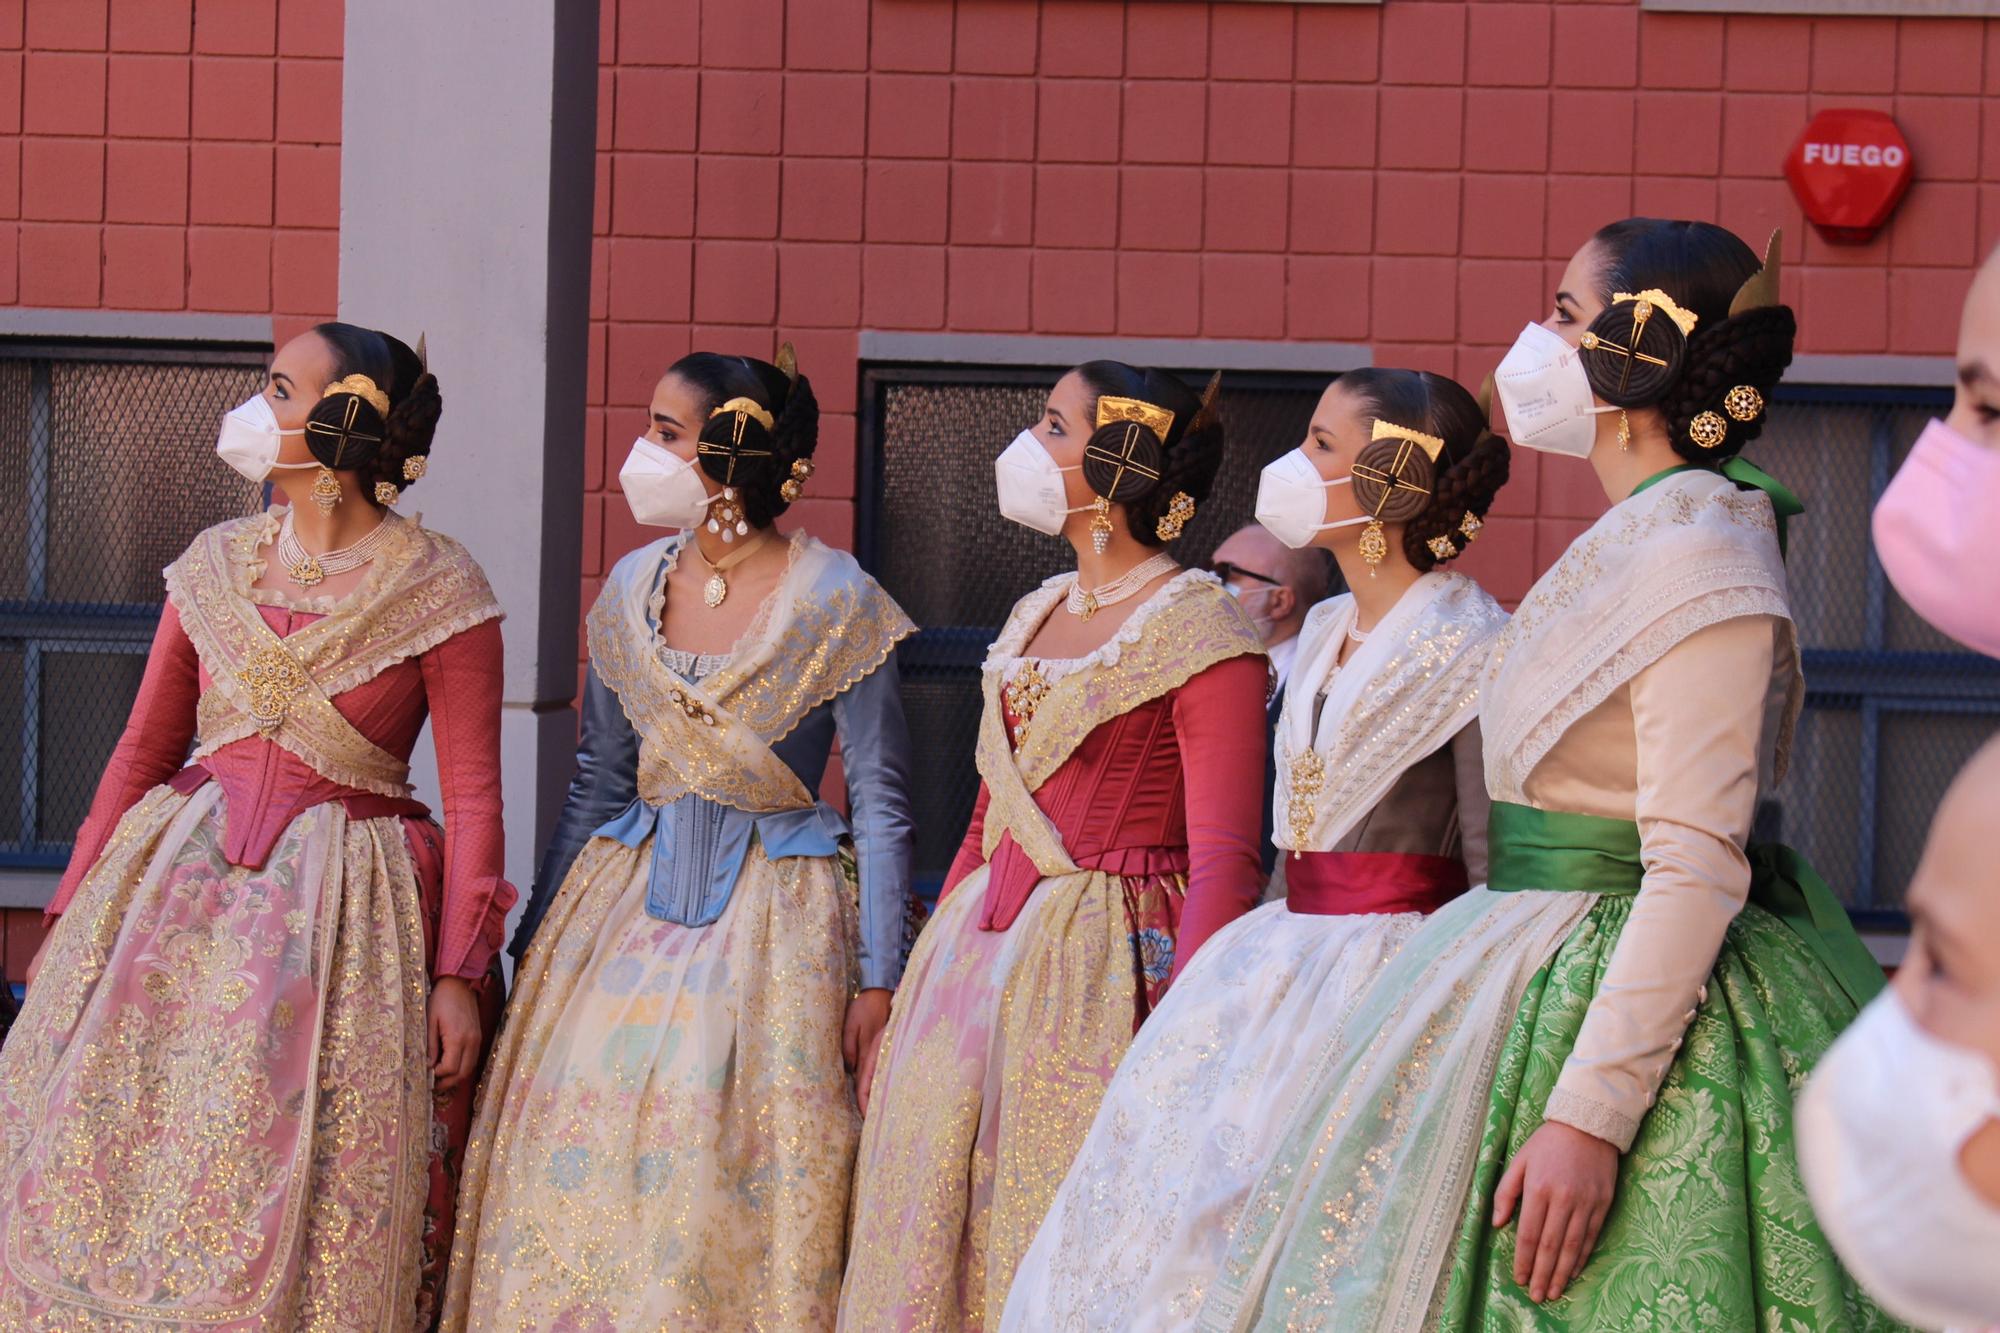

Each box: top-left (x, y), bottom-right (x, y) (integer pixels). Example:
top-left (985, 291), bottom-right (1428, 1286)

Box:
top-left (1358, 518), bottom-right (1387, 576)
top-left (311, 466), bottom-right (343, 514)
top-left (1617, 410), bottom-right (1632, 451)
top-left (1089, 495), bottom-right (1113, 556)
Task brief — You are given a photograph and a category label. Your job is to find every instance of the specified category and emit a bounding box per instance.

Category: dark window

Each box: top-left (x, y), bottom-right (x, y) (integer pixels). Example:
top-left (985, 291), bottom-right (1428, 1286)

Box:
top-left (0, 341), bottom-right (267, 868)
top-left (1757, 384), bottom-right (1993, 930)
top-left (857, 365), bottom-right (1326, 897)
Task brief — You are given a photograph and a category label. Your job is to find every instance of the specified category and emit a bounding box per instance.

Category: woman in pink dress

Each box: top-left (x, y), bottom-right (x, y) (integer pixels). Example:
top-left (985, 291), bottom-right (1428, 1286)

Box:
top-left (0, 323), bottom-right (514, 1331)
top-left (839, 361), bottom-right (1270, 1331)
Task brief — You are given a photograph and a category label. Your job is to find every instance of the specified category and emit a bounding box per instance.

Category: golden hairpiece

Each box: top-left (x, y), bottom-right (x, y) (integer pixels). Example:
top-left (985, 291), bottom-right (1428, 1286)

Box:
top-left (775, 341), bottom-right (799, 385)
top-left (323, 374), bottom-right (390, 417)
top-left (415, 332), bottom-right (428, 371)
top-left (1096, 395), bottom-right (1175, 444)
top-left (1611, 289), bottom-right (1699, 338)
top-left (1370, 416), bottom-right (1446, 462)
top-left (1729, 229), bottom-right (1783, 319)
top-left (1187, 371), bottom-right (1223, 433)
top-left (710, 397), bottom-right (775, 432)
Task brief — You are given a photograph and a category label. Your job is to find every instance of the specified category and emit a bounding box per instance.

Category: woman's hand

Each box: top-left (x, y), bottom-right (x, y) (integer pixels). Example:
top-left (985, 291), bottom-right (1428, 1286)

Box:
top-left (428, 975), bottom-right (483, 1093)
top-left (843, 988), bottom-right (894, 1116)
top-left (1492, 1119), bottom-right (1620, 1303)
top-left (22, 931), bottom-right (52, 991)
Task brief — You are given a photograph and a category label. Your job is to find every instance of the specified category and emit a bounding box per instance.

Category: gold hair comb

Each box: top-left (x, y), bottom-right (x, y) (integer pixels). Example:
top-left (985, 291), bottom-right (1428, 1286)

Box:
top-left (1095, 395), bottom-right (1175, 444)
top-left (1370, 416), bottom-right (1446, 462)
top-left (323, 374), bottom-right (390, 417)
top-left (1611, 289), bottom-right (1699, 337)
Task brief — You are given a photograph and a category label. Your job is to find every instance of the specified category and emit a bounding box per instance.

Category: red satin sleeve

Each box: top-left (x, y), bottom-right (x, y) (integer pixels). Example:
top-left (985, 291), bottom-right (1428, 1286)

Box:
top-left (419, 618), bottom-right (518, 981)
top-left (1166, 652), bottom-right (1270, 982)
top-left (49, 603), bottom-right (201, 918)
top-left (938, 779), bottom-right (993, 905)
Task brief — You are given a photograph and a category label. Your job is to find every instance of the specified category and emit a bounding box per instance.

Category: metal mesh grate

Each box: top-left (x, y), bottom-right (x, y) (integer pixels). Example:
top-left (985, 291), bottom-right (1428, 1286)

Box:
top-left (0, 347), bottom-right (266, 865)
top-left (866, 367), bottom-right (1322, 892)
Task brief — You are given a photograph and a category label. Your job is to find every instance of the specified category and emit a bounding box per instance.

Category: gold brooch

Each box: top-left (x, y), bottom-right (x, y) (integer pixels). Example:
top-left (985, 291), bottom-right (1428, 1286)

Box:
top-left (242, 644), bottom-right (312, 733)
top-left (1003, 661), bottom-right (1052, 745)
top-left (1286, 749), bottom-right (1325, 854)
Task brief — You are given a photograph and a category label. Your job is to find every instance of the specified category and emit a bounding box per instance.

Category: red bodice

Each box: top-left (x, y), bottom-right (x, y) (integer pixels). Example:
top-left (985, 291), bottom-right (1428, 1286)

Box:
top-left (51, 601), bottom-right (514, 980)
top-left (942, 652), bottom-right (1268, 982)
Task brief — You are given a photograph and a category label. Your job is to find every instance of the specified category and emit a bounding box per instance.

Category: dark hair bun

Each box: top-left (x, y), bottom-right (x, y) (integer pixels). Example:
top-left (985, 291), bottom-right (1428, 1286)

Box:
top-left (1351, 434), bottom-right (1437, 525)
top-left (1081, 420), bottom-right (1166, 504)
top-left (665, 351), bottom-right (819, 528)
top-left (1580, 296), bottom-right (1688, 408)
top-left (304, 383), bottom-right (389, 472)
top-left (1661, 303), bottom-right (1795, 462)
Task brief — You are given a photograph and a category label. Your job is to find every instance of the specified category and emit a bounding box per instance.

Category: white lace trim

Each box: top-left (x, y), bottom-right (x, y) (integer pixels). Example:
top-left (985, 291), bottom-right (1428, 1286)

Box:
top-left (986, 567), bottom-right (1217, 682)
top-left (644, 528), bottom-right (806, 666)
top-left (1543, 1086), bottom-right (1641, 1153)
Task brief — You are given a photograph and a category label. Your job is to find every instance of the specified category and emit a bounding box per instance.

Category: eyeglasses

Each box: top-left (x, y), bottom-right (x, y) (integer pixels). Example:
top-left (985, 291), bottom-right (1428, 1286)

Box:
top-left (1211, 561), bottom-right (1282, 588)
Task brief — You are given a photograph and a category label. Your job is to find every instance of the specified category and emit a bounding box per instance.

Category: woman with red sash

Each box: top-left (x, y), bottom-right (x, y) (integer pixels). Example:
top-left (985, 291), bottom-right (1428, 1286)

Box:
top-left (0, 324), bottom-right (512, 1331)
top-left (1001, 367), bottom-right (1511, 1330)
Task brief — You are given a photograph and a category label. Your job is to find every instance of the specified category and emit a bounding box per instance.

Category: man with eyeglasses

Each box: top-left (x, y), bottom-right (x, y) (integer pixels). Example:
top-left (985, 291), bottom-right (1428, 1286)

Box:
top-left (1210, 524), bottom-right (1336, 878)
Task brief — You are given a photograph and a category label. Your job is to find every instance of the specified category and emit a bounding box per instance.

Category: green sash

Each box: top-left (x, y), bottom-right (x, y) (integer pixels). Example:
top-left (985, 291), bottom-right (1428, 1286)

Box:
top-left (1632, 459), bottom-right (1804, 557)
top-left (1487, 801), bottom-right (1884, 1010)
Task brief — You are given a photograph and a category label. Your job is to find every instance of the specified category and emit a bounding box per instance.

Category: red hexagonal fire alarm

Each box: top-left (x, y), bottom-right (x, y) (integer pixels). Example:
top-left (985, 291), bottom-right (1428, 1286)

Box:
top-left (1784, 109), bottom-right (1914, 245)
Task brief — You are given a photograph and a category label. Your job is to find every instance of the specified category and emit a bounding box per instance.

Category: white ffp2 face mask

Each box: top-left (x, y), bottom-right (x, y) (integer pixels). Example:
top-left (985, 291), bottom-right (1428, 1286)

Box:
top-left (1254, 448), bottom-right (1369, 550)
top-left (1493, 322), bottom-right (1615, 459)
top-left (215, 393), bottom-right (311, 484)
top-left (994, 429), bottom-right (1087, 536)
top-left (618, 436), bottom-right (719, 530)
top-left (1797, 989), bottom-right (2000, 1330)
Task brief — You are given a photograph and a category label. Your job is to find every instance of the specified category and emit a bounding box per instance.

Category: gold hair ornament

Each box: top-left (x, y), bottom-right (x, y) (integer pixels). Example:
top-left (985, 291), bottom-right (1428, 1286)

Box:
top-left (323, 374), bottom-right (390, 417)
top-left (1427, 534), bottom-right (1458, 561)
top-left (780, 456), bottom-right (814, 503)
top-left (374, 481), bottom-right (400, 506)
top-left (710, 397), bottom-right (776, 433)
top-left (1095, 395), bottom-right (1175, 444)
top-left (1724, 385), bottom-right (1764, 422)
top-left (1369, 416), bottom-right (1446, 461)
top-left (1459, 511), bottom-right (1482, 540)
top-left (1729, 230), bottom-right (1783, 318)
top-left (403, 455), bottom-right (427, 482)
top-left (1155, 491), bottom-right (1195, 542)
top-left (1689, 411), bottom-right (1729, 450)
top-left (775, 341), bottom-right (799, 386)
top-left (1350, 419), bottom-right (1439, 576)
top-left (1610, 289), bottom-right (1700, 338)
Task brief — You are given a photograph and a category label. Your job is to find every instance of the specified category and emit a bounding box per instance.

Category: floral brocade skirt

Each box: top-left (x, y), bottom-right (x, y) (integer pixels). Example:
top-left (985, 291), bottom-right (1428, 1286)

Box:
top-left (1434, 895), bottom-right (1909, 1332)
top-left (837, 863), bottom-right (1183, 1333)
top-left (1001, 900), bottom-right (1425, 1332)
top-left (440, 833), bottom-right (862, 1332)
top-left (0, 781), bottom-right (494, 1332)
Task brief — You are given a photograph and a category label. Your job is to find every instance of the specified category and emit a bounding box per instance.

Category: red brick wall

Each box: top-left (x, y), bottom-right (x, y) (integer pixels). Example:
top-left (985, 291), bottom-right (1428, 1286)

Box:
top-left (0, 0), bottom-right (343, 343)
top-left (586, 0), bottom-right (2000, 624)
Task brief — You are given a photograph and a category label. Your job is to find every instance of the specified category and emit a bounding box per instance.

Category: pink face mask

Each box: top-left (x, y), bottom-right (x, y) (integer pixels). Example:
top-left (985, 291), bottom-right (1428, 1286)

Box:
top-left (1873, 417), bottom-right (2000, 657)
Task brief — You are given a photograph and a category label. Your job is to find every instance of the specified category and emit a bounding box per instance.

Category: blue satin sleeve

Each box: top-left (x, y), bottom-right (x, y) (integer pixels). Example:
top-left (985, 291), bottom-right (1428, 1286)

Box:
top-left (509, 663), bottom-right (640, 960)
top-left (835, 653), bottom-right (916, 991)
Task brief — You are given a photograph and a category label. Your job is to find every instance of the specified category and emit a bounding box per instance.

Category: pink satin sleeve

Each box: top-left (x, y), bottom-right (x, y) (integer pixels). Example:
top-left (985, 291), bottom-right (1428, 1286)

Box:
top-left (418, 619), bottom-right (518, 981)
top-left (1166, 652), bottom-right (1270, 982)
top-left (49, 604), bottom-right (201, 917)
top-left (938, 780), bottom-right (992, 905)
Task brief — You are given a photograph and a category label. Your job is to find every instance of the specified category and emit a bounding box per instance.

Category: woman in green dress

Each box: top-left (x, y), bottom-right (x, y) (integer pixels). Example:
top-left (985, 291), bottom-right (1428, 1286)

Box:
top-left (1199, 219), bottom-right (1904, 1332)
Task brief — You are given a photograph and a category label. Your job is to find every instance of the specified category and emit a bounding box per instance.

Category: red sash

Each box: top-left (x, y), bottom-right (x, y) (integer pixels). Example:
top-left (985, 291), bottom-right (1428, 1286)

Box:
top-left (1285, 850), bottom-right (1467, 917)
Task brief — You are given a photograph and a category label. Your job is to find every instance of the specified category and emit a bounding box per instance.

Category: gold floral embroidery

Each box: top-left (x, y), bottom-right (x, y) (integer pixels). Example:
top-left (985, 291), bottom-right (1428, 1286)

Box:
top-left (168, 509), bottom-right (502, 798)
top-left (585, 533), bottom-right (914, 814)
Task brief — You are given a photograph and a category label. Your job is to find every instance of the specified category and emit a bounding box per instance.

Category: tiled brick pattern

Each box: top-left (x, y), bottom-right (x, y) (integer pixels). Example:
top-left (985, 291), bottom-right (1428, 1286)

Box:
top-left (0, 0), bottom-right (342, 343)
top-left (588, 0), bottom-right (2000, 616)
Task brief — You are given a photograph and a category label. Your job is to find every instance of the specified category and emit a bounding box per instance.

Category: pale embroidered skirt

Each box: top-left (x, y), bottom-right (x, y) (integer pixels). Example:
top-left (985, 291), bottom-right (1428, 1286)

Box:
top-left (441, 833), bottom-right (860, 1332)
top-left (1196, 888), bottom-right (1596, 1333)
top-left (1000, 900), bottom-right (1425, 1332)
top-left (838, 863), bottom-right (1181, 1333)
top-left (0, 782), bottom-right (438, 1332)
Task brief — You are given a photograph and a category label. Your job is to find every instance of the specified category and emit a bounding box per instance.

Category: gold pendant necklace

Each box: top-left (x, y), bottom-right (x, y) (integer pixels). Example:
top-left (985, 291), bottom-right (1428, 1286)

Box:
top-left (696, 530), bottom-right (772, 608)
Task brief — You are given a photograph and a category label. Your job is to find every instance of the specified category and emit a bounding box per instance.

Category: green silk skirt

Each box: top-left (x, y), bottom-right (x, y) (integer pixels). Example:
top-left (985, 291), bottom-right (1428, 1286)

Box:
top-left (1433, 804), bottom-right (1906, 1331)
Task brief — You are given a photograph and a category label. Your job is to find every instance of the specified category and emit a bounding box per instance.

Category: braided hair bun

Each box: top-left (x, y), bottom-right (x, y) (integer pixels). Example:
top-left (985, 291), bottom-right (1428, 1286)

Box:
top-left (1585, 218), bottom-right (1795, 463)
top-left (1074, 360), bottom-right (1226, 548)
top-left (309, 322), bottom-right (443, 506)
top-left (1336, 367), bottom-right (1513, 572)
top-left (667, 349), bottom-right (820, 530)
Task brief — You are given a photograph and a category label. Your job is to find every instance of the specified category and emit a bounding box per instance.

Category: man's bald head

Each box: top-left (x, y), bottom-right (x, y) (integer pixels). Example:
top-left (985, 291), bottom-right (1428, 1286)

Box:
top-left (1212, 523), bottom-right (1330, 646)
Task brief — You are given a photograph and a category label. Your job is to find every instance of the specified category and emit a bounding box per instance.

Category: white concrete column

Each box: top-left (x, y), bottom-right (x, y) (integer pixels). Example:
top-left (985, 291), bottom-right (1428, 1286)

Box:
top-left (337, 0), bottom-right (597, 941)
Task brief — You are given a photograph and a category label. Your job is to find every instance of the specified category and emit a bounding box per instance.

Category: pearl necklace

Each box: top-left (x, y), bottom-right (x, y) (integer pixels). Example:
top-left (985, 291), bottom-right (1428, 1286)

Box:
top-left (1065, 551), bottom-right (1178, 621)
top-left (277, 510), bottom-right (398, 588)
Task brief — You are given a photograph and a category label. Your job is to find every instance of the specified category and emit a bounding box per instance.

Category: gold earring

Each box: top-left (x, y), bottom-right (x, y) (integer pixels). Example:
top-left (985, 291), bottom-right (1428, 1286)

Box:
top-left (1358, 518), bottom-right (1387, 576)
top-left (1090, 494), bottom-right (1113, 555)
top-left (1617, 410), bottom-right (1631, 451)
top-left (311, 467), bottom-right (343, 514)
top-left (374, 481), bottom-right (399, 506)
top-left (1155, 491), bottom-right (1195, 542)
